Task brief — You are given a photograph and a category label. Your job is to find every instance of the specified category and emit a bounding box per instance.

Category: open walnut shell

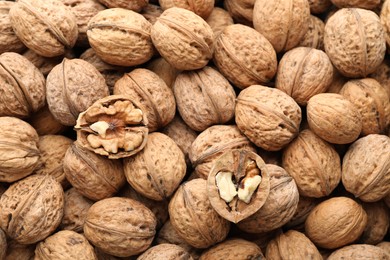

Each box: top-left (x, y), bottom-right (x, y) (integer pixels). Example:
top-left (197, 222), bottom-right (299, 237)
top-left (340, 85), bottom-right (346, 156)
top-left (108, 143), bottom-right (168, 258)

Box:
top-left (207, 149), bottom-right (270, 223)
top-left (75, 95), bottom-right (148, 159)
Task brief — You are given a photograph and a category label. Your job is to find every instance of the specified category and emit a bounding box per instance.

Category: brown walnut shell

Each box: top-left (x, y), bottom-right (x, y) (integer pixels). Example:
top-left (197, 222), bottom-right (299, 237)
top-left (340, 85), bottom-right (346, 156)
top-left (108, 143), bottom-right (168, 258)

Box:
top-left (28, 105), bottom-right (67, 136)
top-left (331, 0), bottom-right (381, 9)
top-left (309, 0), bottom-right (332, 14)
top-left (328, 244), bottom-right (390, 260)
top-left (284, 195), bottom-right (321, 231)
top-left (159, 0), bottom-right (214, 19)
top-left (298, 15), bottom-right (325, 50)
top-left (206, 7), bottom-right (234, 40)
top-left (0, 228), bottom-right (6, 260)
top-left (370, 60), bottom-right (390, 99)
top-left (359, 201), bottom-right (389, 244)
top-left (137, 244), bottom-right (193, 260)
top-left (377, 242), bottom-right (390, 256)
top-left (223, 0), bottom-right (255, 26)
top-left (0, 1), bottom-right (25, 54)
top-left (145, 57), bottom-right (179, 88)
top-left (141, 4), bottom-right (163, 25)
top-left (381, 1), bottom-right (390, 55)
top-left (0, 175), bottom-right (64, 244)
top-left (97, 0), bottom-right (148, 12)
top-left (4, 241), bottom-right (36, 260)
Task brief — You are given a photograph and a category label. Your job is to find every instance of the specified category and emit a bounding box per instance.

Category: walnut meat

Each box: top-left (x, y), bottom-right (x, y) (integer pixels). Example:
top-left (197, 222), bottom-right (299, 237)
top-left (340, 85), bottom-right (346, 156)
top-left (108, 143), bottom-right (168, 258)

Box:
top-left (159, 0), bottom-right (214, 19)
top-left (0, 1), bottom-right (25, 54)
top-left (0, 175), bottom-right (64, 244)
top-left (359, 202), bottom-right (389, 244)
top-left (138, 244), bottom-right (193, 260)
top-left (200, 239), bottom-right (264, 260)
top-left (327, 244), bottom-right (389, 260)
top-left (223, 0), bottom-right (255, 26)
top-left (298, 15), bottom-right (325, 50)
top-left (97, 0), bottom-right (148, 12)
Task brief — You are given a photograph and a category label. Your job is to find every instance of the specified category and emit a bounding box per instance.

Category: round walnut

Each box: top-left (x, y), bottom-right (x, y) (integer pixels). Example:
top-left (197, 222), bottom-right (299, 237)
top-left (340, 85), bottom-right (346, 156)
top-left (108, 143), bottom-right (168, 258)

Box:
top-left (305, 196), bottom-right (368, 249)
top-left (46, 58), bottom-right (109, 126)
top-left (342, 134), bottom-right (390, 202)
top-left (0, 117), bottom-right (40, 183)
top-left (35, 230), bottom-right (97, 260)
top-left (377, 242), bottom-right (390, 256)
top-left (331, 0), bottom-right (381, 9)
top-left (159, 0), bottom-right (214, 19)
top-left (0, 228), bottom-right (6, 260)
top-left (141, 4), bottom-right (163, 25)
top-left (114, 68), bottom-right (176, 132)
top-left (359, 202), bottom-right (389, 244)
top-left (235, 85), bottom-right (302, 151)
top-left (309, 0), bottom-right (332, 14)
top-left (123, 132), bottom-right (186, 201)
top-left (237, 164), bottom-right (299, 233)
top-left (84, 197), bottom-right (157, 257)
top-left (206, 7), bottom-right (234, 40)
top-left (223, 0), bottom-right (255, 26)
top-left (324, 8), bottom-right (386, 78)
top-left (87, 8), bottom-right (154, 66)
top-left (145, 57), bottom-right (179, 88)
top-left (0, 175), bottom-right (64, 244)
top-left (253, 0), bottom-right (310, 53)
top-left (0, 1), bottom-right (25, 54)
top-left (282, 129), bottom-right (341, 198)
top-left (340, 78), bottom-right (390, 136)
top-left (307, 93), bottom-right (362, 144)
top-left (151, 7), bottom-right (214, 70)
top-left (298, 15), bottom-right (325, 50)
top-left (9, 0), bottom-right (78, 57)
top-left (169, 179), bottom-right (230, 249)
top-left (173, 66), bottom-right (236, 132)
top-left (370, 60), bottom-right (390, 99)
top-left (0, 52), bottom-right (45, 118)
top-left (213, 24), bottom-right (277, 89)
top-left (327, 244), bottom-right (389, 260)
top-left (200, 239), bottom-right (264, 260)
top-left (97, 0), bottom-right (148, 12)
top-left (138, 244), bottom-right (193, 260)
top-left (276, 47), bottom-right (333, 105)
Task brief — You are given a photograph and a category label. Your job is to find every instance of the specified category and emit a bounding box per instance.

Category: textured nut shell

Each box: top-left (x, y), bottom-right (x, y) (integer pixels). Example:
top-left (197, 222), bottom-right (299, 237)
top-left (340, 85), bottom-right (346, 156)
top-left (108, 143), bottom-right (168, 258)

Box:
top-left (298, 15), bottom-right (325, 50)
top-left (173, 66), bottom-right (236, 131)
top-left (0, 116), bottom-right (40, 183)
top-left (137, 244), bottom-right (193, 260)
top-left (377, 242), bottom-right (390, 256)
top-left (189, 125), bottom-right (257, 179)
top-left (114, 68), bottom-right (176, 132)
top-left (309, 0), bottom-right (332, 14)
top-left (0, 175), bottom-right (64, 244)
top-left (151, 7), bottom-right (214, 70)
top-left (159, 0), bottom-right (214, 19)
top-left (382, 1), bottom-right (390, 54)
top-left (370, 60), bottom-right (390, 99)
top-left (237, 164), bottom-right (299, 232)
top-left (206, 7), bottom-right (234, 40)
top-left (359, 202), bottom-right (389, 244)
top-left (35, 231), bottom-right (97, 260)
top-left (331, 0), bottom-right (381, 9)
top-left (327, 70), bottom-right (348, 94)
top-left (142, 4), bottom-right (163, 25)
top-left (97, 0), bottom-right (148, 12)
top-left (324, 8), bottom-right (386, 78)
top-left (0, 1), bottom-right (25, 54)
top-left (305, 197), bottom-right (368, 249)
top-left (213, 24), bottom-right (277, 89)
top-left (87, 8), bottom-right (154, 66)
top-left (0, 228), bottom-right (6, 260)
top-left (169, 179), bottom-right (230, 248)
top-left (9, 0), bottom-right (78, 57)
top-left (4, 241), bottom-right (36, 260)
top-left (84, 197), bottom-right (157, 257)
top-left (123, 132), bottom-right (186, 201)
top-left (235, 85), bottom-right (301, 151)
top-left (145, 57), bottom-right (179, 88)
top-left (46, 58), bottom-right (109, 126)
top-left (307, 93), bottom-right (362, 144)
top-left (200, 239), bottom-right (264, 260)
top-left (223, 0), bottom-right (254, 26)
top-left (0, 52), bottom-right (45, 118)
top-left (327, 244), bottom-right (390, 260)
top-left (253, 0), bottom-right (310, 53)
top-left (284, 195), bottom-right (320, 230)
top-left (28, 105), bottom-right (67, 136)
top-left (342, 134), bottom-right (390, 202)
top-left (282, 129), bottom-right (341, 197)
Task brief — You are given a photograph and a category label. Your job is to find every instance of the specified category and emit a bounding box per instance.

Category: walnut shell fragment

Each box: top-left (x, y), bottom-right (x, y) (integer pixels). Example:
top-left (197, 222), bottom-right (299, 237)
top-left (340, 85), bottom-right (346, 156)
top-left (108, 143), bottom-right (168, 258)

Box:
top-left (327, 244), bottom-right (390, 260)
top-left (137, 244), bottom-right (193, 260)
top-left (207, 149), bottom-right (270, 223)
top-left (75, 95), bottom-right (148, 159)
top-left (200, 239), bottom-right (264, 260)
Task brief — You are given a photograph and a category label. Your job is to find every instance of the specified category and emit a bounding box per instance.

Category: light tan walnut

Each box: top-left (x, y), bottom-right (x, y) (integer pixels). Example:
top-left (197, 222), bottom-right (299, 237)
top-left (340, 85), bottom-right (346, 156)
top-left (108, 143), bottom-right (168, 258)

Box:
top-left (0, 1), bottom-right (25, 54)
top-left (298, 15), bottom-right (325, 50)
top-left (159, 0), bottom-right (214, 19)
top-left (206, 7), bottom-right (234, 40)
top-left (370, 59), bottom-right (390, 98)
top-left (223, 0), bottom-right (254, 26)
top-left (327, 244), bottom-right (389, 260)
top-left (137, 244), bottom-right (193, 260)
top-left (200, 239), bottom-right (264, 260)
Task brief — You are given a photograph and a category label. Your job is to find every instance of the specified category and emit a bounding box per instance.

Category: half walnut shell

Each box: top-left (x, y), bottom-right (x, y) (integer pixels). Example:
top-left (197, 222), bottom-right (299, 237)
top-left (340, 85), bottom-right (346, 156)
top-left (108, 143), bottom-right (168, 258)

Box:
top-left (207, 149), bottom-right (270, 223)
top-left (75, 95), bottom-right (148, 159)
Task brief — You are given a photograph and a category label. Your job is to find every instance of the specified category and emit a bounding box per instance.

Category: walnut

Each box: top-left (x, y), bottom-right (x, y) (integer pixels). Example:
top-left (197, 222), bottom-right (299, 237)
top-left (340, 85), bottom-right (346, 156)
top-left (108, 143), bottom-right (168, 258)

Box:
top-left (84, 197), bottom-right (157, 257)
top-left (9, 0), bottom-right (78, 57)
top-left (327, 70), bottom-right (348, 94)
top-left (235, 85), bottom-right (302, 151)
top-left (382, 1), bottom-right (390, 54)
top-left (223, 0), bottom-right (255, 26)
top-left (173, 66), bottom-right (236, 131)
top-left (169, 179), bottom-right (230, 249)
top-left (0, 52), bottom-right (45, 118)
top-left (324, 8), bottom-right (386, 78)
top-left (0, 175), bottom-right (64, 244)
top-left (370, 60), bottom-right (390, 98)
top-left (233, 229), bottom-right (283, 253)
top-left (138, 244), bottom-right (193, 260)
top-left (327, 244), bottom-right (389, 259)
top-left (342, 134), bottom-right (390, 202)
top-left (28, 106), bottom-right (67, 136)
top-left (46, 58), bottom-right (109, 126)
top-left (359, 201), bottom-right (389, 244)
top-left (298, 15), bottom-right (325, 50)
top-left (97, 0), bottom-right (148, 12)
top-left (145, 57), bottom-right (179, 88)
top-left (0, 1), bottom-right (25, 54)
top-left (305, 197), bottom-right (368, 249)
top-left (331, 0), bottom-right (381, 9)
top-left (0, 228), bottom-right (6, 260)
top-left (377, 242), bottom-right (390, 257)
top-left (141, 4), bottom-right (162, 25)
top-left (159, 0), bottom-right (214, 19)
top-left (35, 231), bottom-right (96, 260)
top-left (206, 7), bottom-right (234, 40)
top-left (309, 0), bottom-right (332, 14)
top-left (151, 7), bottom-right (214, 70)
top-left (4, 241), bottom-right (36, 260)
top-left (200, 239), bottom-right (264, 260)
top-left (284, 196), bottom-right (320, 231)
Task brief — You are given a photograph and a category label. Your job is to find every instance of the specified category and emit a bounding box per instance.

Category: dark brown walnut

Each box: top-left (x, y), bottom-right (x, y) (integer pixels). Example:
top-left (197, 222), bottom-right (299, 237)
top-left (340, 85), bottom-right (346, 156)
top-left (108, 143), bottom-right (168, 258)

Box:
top-left (137, 244), bottom-right (193, 260)
top-left (97, 0), bottom-right (148, 12)
top-left (84, 197), bottom-right (157, 257)
top-left (0, 228), bottom-right (6, 260)
top-left (9, 0), bottom-right (78, 57)
top-left (385, 193), bottom-right (390, 208)
top-left (114, 68), bottom-right (176, 132)
top-left (342, 134), bottom-right (390, 202)
top-left (0, 184), bottom-right (6, 198)
top-left (63, 143), bottom-right (126, 201)
top-left (123, 132), bottom-right (186, 201)
top-left (0, 175), bottom-right (64, 244)
top-left (327, 244), bottom-right (389, 260)
top-left (169, 179), bottom-right (230, 249)
top-left (75, 95), bottom-right (148, 159)
top-left (213, 24), bottom-right (277, 89)
top-left (0, 117), bottom-right (40, 183)
top-left (298, 15), bottom-right (325, 50)
top-left (235, 85), bottom-right (302, 151)
top-left (309, 0), bottom-right (332, 14)
top-left (141, 4), bottom-right (163, 25)
top-left (370, 60), bottom-right (390, 98)
top-left (173, 66), bottom-right (236, 132)
top-left (87, 8), bottom-right (154, 67)
top-left (207, 149), bottom-right (271, 223)
top-left (151, 7), bottom-right (214, 71)
top-left (189, 125), bottom-right (257, 179)
top-left (331, 0), bottom-right (381, 9)
top-left (359, 202), bottom-right (389, 244)
top-left (4, 241), bottom-right (36, 260)
top-left (159, 0), bottom-right (214, 19)
top-left (28, 105), bottom-right (67, 136)
top-left (0, 52), bottom-right (45, 118)
top-left (200, 239), bottom-right (264, 260)
top-left (266, 230), bottom-right (322, 260)
top-left (46, 58), bottom-right (109, 126)
top-left (0, 1), bottom-right (25, 54)
top-left (340, 78), bottom-right (390, 136)
top-left (223, 0), bottom-right (255, 26)
top-left (237, 164), bottom-right (299, 232)
top-left (59, 188), bottom-right (94, 233)
top-left (35, 230), bottom-right (97, 260)
top-left (145, 57), bottom-right (179, 88)
top-left (284, 196), bottom-right (320, 231)
top-left (206, 7), bottom-right (234, 40)
top-left (305, 197), bottom-right (368, 249)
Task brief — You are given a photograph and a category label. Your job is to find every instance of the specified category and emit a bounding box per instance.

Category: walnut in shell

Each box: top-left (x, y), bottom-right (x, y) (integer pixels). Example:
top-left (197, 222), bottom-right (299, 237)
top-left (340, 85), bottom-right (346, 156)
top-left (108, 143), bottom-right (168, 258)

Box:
top-left (206, 7), bottom-right (234, 40)
top-left (0, 175), bottom-right (64, 244)
top-left (0, 228), bottom-right (6, 260)
top-left (28, 106), bottom-right (67, 136)
top-left (138, 244), bottom-right (193, 260)
top-left (200, 239), bottom-right (264, 260)
top-left (0, 1), bottom-right (25, 54)
top-left (151, 7), bottom-right (214, 70)
top-left (9, 0), bottom-right (78, 57)
top-left (382, 1), bottom-right (390, 55)
top-left (327, 244), bottom-right (389, 260)
top-left (359, 201), bottom-right (389, 244)
top-left (235, 85), bottom-right (302, 151)
top-left (145, 57), bottom-right (179, 88)
top-left (97, 0), bottom-right (148, 12)
top-left (223, 0), bottom-right (255, 26)
top-left (284, 195), bottom-right (321, 231)
top-left (370, 59), bottom-right (390, 99)
top-left (377, 242), bottom-right (390, 256)
top-left (309, 0), bottom-right (332, 14)
top-left (141, 4), bottom-right (163, 25)
top-left (159, 0), bottom-right (214, 19)
top-left (331, 0), bottom-right (381, 9)
top-left (298, 15), bottom-right (325, 50)
top-left (84, 197), bottom-right (157, 257)
top-left (4, 241), bottom-right (36, 260)
top-left (169, 179), bottom-right (230, 248)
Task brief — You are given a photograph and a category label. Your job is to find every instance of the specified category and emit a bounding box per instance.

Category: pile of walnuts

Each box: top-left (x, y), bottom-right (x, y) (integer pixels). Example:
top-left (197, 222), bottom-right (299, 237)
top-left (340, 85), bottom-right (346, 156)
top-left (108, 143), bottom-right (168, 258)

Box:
top-left (0, 0), bottom-right (389, 259)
